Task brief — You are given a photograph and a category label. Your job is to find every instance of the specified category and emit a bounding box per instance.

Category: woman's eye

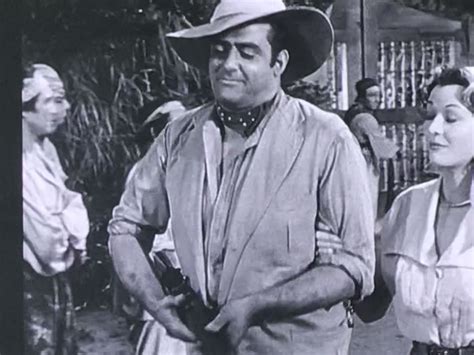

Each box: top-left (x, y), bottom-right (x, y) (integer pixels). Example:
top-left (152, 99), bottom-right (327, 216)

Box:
top-left (444, 110), bottom-right (460, 123)
top-left (445, 115), bottom-right (457, 123)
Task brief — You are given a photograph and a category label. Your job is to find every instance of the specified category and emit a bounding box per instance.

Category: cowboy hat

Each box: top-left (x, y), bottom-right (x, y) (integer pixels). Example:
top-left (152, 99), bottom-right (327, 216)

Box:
top-left (166, 0), bottom-right (334, 83)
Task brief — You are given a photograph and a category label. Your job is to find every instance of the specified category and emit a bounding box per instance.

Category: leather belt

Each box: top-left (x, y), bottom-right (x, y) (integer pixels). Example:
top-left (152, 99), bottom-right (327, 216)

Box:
top-left (412, 341), bottom-right (474, 355)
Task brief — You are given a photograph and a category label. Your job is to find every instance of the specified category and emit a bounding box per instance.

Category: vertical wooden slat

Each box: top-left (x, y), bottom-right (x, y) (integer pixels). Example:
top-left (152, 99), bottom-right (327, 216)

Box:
top-left (410, 41), bottom-right (417, 107)
top-left (400, 41), bottom-right (406, 108)
top-left (400, 124), bottom-right (408, 188)
top-left (390, 124), bottom-right (400, 190)
top-left (388, 41), bottom-right (396, 109)
top-left (380, 124), bottom-right (389, 192)
top-left (339, 42), bottom-right (349, 110)
top-left (379, 42), bottom-right (386, 109)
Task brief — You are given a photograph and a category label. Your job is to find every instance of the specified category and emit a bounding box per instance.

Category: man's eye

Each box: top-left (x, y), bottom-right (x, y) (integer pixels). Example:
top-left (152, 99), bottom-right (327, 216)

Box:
top-left (241, 52), bottom-right (255, 59)
top-left (211, 44), bottom-right (226, 55)
top-left (239, 48), bottom-right (256, 59)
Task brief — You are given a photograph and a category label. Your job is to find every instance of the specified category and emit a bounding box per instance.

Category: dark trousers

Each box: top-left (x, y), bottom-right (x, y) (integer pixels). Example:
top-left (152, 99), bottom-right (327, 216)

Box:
top-left (24, 262), bottom-right (77, 355)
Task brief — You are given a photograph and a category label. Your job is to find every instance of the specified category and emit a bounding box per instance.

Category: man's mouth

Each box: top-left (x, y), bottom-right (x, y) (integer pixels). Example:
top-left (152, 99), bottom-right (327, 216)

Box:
top-left (217, 78), bottom-right (242, 85)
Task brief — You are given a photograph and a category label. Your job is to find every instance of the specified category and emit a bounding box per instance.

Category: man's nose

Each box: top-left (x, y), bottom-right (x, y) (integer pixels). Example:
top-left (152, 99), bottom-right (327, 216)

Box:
top-left (64, 99), bottom-right (71, 111)
top-left (222, 48), bottom-right (239, 71)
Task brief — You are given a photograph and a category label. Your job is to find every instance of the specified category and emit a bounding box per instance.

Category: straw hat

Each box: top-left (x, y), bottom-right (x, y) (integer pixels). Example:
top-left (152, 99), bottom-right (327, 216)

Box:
top-left (166, 0), bottom-right (333, 83)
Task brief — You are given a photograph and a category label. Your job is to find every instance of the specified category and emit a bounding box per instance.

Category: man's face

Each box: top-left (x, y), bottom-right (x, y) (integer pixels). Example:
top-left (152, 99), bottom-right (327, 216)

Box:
top-left (364, 85), bottom-right (381, 110)
top-left (209, 23), bottom-right (282, 112)
top-left (23, 79), bottom-right (70, 138)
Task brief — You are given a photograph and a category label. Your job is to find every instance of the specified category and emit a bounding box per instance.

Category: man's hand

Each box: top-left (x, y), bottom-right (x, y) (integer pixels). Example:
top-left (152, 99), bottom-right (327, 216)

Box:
top-left (315, 222), bottom-right (342, 264)
top-left (152, 294), bottom-right (198, 343)
top-left (205, 296), bottom-right (256, 349)
top-left (74, 249), bottom-right (89, 265)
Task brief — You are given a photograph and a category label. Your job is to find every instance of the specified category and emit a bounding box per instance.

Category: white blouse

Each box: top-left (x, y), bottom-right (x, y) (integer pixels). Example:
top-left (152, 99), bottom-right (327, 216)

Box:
top-left (23, 138), bottom-right (89, 276)
top-left (382, 178), bottom-right (474, 348)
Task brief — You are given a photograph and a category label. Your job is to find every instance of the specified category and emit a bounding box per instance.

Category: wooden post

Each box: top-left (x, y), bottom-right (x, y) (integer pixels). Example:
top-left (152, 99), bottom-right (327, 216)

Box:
top-left (362, 0), bottom-right (379, 80)
top-left (330, 0), bottom-right (363, 104)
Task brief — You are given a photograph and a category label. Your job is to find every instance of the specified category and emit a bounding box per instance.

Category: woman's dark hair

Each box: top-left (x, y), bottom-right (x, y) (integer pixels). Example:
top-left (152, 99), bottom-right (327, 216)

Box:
top-left (427, 68), bottom-right (470, 95)
top-left (427, 67), bottom-right (474, 110)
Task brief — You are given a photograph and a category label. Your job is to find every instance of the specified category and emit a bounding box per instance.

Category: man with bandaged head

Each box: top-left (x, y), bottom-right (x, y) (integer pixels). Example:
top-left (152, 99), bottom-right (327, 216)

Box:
top-left (23, 63), bottom-right (90, 354)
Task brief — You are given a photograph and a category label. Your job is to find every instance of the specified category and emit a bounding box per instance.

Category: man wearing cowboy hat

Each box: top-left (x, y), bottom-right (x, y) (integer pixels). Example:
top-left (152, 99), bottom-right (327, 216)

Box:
top-left (108, 0), bottom-right (375, 354)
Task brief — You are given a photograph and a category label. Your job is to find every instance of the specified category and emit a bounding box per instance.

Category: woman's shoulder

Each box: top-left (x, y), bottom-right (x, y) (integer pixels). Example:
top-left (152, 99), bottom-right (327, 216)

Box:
top-left (391, 178), bottom-right (440, 209)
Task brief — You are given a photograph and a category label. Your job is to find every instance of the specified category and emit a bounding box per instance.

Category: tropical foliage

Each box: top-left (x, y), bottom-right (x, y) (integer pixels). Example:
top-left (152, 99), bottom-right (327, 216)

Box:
top-left (23, 0), bottom-right (335, 308)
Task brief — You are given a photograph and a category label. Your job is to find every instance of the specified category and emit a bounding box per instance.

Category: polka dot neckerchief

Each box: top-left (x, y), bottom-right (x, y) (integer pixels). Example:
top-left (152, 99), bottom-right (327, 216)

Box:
top-left (215, 98), bottom-right (274, 137)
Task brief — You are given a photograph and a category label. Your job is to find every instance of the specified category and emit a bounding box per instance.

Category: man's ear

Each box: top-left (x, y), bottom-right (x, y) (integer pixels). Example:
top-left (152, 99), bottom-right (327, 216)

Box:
top-left (273, 49), bottom-right (289, 77)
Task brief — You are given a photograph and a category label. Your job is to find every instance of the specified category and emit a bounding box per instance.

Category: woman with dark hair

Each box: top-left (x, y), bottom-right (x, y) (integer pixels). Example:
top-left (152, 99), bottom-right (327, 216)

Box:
top-left (319, 67), bottom-right (474, 354)
top-left (378, 67), bottom-right (474, 354)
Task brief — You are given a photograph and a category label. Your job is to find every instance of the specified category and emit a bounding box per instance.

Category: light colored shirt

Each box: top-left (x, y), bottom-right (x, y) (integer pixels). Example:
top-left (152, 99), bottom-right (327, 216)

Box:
top-left (202, 113), bottom-right (273, 302)
top-left (109, 92), bottom-right (374, 354)
top-left (23, 136), bottom-right (89, 276)
top-left (382, 178), bottom-right (474, 348)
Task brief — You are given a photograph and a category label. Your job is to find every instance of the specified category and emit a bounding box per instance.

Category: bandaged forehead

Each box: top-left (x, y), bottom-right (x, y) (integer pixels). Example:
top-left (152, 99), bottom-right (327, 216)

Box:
top-left (22, 64), bottom-right (65, 103)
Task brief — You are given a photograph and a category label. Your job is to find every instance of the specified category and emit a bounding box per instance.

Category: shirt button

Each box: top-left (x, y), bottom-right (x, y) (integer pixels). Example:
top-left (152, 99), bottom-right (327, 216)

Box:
top-left (435, 269), bottom-right (443, 279)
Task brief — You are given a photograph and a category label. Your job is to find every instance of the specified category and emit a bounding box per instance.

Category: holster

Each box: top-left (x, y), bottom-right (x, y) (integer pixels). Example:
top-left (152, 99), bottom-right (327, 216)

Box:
top-left (152, 252), bottom-right (229, 354)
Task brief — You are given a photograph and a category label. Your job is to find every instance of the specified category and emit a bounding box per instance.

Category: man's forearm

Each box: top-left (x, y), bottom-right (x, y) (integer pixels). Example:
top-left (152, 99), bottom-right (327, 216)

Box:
top-left (250, 265), bottom-right (355, 322)
top-left (109, 234), bottom-right (166, 319)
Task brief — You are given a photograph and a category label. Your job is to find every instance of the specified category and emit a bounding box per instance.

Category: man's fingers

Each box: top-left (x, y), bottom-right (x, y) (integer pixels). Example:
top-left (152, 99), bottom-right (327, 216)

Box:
top-left (205, 313), bottom-right (227, 333)
top-left (316, 231), bottom-right (341, 243)
top-left (173, 294), bottom-right (187, 305)
top-left (167, 327), bottom-right (198, 343)
top-left (316, 230), bottom-right (342, 252)
top-left (166, 321), bottom-right (198, 343)
top-left (318, 240), bottom-right (342, 248)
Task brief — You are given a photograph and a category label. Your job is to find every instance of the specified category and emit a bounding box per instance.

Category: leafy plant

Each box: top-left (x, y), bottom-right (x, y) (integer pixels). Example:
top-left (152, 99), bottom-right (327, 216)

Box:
top-left (23, 0), bottom-right (334, 308)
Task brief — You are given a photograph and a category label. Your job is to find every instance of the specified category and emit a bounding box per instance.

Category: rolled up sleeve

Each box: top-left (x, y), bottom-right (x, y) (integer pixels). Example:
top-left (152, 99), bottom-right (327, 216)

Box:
top-left (318, 129), bottom-right (376, 299)
top-left (108, 132), bottom-right (171, 240)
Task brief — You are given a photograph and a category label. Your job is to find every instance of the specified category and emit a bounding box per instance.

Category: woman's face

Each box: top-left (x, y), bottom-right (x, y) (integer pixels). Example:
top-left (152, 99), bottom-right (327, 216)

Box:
top-left (426, 85), bottom-right (474, 170)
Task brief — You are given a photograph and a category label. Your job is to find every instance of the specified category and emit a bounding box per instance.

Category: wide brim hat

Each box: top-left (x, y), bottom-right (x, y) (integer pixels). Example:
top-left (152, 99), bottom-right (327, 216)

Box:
top-left (166, 0), bottom-right (334, 84)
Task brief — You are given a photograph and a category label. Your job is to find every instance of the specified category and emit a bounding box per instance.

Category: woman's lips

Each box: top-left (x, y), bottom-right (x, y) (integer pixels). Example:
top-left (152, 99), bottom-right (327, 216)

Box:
top-left (429, 142), bottom-right (447, 150)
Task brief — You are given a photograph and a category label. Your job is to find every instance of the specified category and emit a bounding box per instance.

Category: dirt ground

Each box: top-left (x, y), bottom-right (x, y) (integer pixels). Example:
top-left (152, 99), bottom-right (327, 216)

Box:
top-left (76, 305), bottom-right (411, 354)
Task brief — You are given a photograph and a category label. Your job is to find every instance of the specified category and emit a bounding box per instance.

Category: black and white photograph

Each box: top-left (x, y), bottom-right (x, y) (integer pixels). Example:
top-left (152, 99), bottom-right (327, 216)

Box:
top-left (2, 0), bottom-right (474, 353)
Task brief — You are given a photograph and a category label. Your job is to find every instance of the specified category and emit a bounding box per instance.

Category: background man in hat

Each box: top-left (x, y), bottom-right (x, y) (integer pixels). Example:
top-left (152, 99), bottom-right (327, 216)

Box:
top-left (344, 78), bottom-right (399, 217)
top-left (108, 0), bottom-right (375, 354)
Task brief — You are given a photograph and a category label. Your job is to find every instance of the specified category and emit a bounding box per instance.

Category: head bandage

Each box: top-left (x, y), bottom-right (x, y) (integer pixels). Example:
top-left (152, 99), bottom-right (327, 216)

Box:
top-left (22, 64), bottom-right (65, 104)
